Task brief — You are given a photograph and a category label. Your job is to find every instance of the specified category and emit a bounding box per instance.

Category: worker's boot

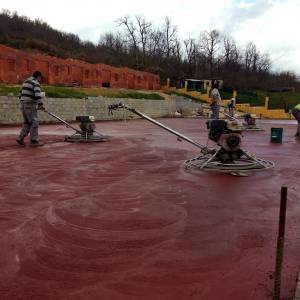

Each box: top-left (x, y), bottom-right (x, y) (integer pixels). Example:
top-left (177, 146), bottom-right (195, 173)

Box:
top-left (30, 140), bottom-right (44, 147)
top-left (16, 138), bottom-right (25, 146)
top-left (296, 125), bottom-right (300, 139)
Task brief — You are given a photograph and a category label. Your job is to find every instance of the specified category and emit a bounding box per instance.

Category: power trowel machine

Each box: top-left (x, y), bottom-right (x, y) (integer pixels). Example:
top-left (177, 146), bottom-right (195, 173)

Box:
top-left (108, 102), bottom-right (274, 175)
top-left (224, 111), bottom-right (263, 131)
top-left (43, 109), bottom-right (108, 142)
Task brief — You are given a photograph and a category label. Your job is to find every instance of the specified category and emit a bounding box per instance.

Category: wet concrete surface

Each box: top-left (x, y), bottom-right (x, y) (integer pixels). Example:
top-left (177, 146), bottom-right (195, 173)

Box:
top-left (0, 118), bottom-right (300, 300)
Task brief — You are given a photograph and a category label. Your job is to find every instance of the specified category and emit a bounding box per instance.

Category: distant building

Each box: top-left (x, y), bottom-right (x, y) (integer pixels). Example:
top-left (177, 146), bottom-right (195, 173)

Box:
top-left (183, 79), bottom-right (223, 91)
top-left (0, 44), bottom-right (160, 90)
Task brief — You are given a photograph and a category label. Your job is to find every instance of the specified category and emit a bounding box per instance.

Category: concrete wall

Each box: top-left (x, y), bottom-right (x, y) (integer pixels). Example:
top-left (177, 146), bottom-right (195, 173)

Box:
top-left (0, 96), bottom-right (202, 125)
top-left (0, 44), bottom-right (160, 90)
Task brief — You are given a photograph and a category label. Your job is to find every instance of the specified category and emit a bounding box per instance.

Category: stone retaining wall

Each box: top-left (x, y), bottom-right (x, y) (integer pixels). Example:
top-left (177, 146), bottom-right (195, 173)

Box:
top-left (0, 96), bottom-right (201, 124)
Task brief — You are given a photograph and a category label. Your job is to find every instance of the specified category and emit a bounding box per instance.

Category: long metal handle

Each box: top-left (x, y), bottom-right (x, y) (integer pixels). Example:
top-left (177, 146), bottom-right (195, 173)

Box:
top-left (115, 104), bottom-right (207, 151)
top-left (223, 112), bottom-right (238, 121)
top-left (43, 109), bottom-right (82, 134)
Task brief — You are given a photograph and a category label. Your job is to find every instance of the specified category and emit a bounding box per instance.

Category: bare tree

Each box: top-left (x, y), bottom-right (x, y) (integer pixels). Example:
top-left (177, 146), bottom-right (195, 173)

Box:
top-left (148, 29), bottom-right (163, 57)
top-left (135, 15), bottom-right (152, 66)
top-left (198, 29), bottom-right (221, 77)
top-left (173, 38), bottom-right (182, 60)
top-left (257, 53), bottom-right (271, 73)
top-left (183, 37), bottom-right (198, 75)
top-left (222, 35), bottom-right (240, 66)
top-left (183, 37), bottom-right (196, 64)
top-left (162, 16), bottom-right (178, 58)
top-left (99, 32), bottom-right (125, 54)
top-left (244, 42), bottom-right (260, 72)
top-left (99, 32), bottom-right (116, 49)
top-left (117, 15), bottom-right (139, 64)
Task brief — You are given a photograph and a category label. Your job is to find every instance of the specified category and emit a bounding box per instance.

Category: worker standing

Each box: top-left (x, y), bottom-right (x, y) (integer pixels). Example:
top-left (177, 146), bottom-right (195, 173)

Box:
top-left (210, 81), bottom-right (221, 119)
top-left (16, 71), bottom-right (45, 146)
top-left (291, 103), bottom-right (300, 138)
top-left (227, 98), bottom-right (235, 117)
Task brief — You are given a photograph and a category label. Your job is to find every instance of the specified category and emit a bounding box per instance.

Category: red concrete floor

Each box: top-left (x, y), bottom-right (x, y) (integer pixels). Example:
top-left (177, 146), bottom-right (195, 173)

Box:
top-left (0, 118), bottom-right (300, 300)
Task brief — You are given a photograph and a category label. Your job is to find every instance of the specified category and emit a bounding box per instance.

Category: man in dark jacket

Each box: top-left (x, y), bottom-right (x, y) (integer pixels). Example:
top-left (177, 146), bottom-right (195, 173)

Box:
top-left (16, 71), bottom-right (45, 146)
top-left (291, 103), bottom-right (300, 138)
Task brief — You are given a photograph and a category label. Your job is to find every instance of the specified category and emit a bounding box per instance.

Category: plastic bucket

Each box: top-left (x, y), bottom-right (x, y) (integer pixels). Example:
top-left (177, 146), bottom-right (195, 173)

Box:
top-left (271, 127), bottom-right (283, 143)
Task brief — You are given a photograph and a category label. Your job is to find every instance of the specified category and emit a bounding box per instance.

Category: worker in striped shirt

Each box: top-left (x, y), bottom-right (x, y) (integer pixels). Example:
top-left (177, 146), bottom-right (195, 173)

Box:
top-left (16, 71), bottom-right (45, 146)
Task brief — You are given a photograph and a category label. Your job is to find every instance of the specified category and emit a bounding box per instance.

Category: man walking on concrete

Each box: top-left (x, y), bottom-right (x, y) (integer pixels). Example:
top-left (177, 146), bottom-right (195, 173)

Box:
top-left (210, 81), bottom-right (222, 119)
top-left (16, 71), bottom-right (45, 146)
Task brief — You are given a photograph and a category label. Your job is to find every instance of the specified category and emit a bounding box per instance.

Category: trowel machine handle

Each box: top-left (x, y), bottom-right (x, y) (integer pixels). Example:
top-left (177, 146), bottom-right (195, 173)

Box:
top-left (108, 102), bottom-right (126, 115)
top-left (42, 109), bottom-right (83, 134)
top-left (107, 102), bottom-right (211, 153)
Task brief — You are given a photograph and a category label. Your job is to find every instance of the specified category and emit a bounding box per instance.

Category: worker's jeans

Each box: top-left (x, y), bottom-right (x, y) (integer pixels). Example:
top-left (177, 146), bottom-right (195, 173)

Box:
top-left (292, 108), bottom-right (300, 125)
top-left (211, 105), bottom-right (220, 119)
top-left (19, 103), bottom-right (39, 141)
top-left (228, 109), bottom-right (234, 117)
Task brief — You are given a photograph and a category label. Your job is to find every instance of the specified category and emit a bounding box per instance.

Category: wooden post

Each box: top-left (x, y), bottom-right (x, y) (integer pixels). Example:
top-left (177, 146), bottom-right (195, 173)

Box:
top-left (233, 90), bottom-right (237, 99)
top-left (273, 186), bottom-right (288, 300)
top-left (167, 78), bottom-right (170, 89)
top-left (265, 96), bottom-right (270, 109)
top-left (184, 80), bottom-right (188, 93)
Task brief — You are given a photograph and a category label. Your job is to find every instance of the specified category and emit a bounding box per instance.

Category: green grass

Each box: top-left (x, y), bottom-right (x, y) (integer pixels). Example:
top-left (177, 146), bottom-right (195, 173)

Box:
top-left (103, 91), bottom-right (164, 100)
top-left (44, 86), bottom-right (87, 98)
top-left (267, 92), bottom-right (300, 111)
top-left (0, 85), bottom-right (21, 96)
top-left (236, 90), bottom-right (265, 106)
top-left (3, 82), bottom-right (297, 109)
top-left (0, 84), bottom-right (164, 100)
top-left (219, 91), bottom-right (233, 100)
top-left (166, 90), bottom-right (206, 103)
top-left (235, 90), bottom-right (300, 110)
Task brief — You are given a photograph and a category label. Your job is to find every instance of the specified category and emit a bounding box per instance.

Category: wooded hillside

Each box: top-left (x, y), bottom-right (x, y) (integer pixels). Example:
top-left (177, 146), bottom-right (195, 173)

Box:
top-left (0, 9), bottom-right (299, 91)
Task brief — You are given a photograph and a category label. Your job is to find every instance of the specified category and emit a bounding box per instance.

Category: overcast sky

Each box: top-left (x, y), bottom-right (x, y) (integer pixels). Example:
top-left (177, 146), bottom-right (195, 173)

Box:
top-left (2, 0), bottom-right (300, 74)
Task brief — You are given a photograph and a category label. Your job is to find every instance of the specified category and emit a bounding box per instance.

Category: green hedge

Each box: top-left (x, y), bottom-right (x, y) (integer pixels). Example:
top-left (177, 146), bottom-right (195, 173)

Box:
top-left (236, 91), bottom-right (265, 106)
top-left (219, 91), bottom-right (233, 100)
top-left (268, 92), bottom-right (300, 111)
top-left (235, 90), bottom-right (300, 110)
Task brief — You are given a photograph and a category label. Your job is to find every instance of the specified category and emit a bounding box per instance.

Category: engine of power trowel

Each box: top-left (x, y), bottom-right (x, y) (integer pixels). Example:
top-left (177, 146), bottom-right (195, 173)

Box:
top-left (76, 116), bottom-right (96, 136)
top-left (206, 119), bottom-right (243, 162)
top-left (243, 113), bottom-right (256, 127)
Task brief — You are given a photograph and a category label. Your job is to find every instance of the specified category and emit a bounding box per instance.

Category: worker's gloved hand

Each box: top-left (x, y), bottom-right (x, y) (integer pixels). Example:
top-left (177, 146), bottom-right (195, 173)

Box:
top-left (37, 103), bottom-right (45, 111)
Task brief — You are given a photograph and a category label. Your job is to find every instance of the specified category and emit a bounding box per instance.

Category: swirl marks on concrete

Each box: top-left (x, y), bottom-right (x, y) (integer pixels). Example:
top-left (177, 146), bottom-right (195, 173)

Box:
top-left (18, 189), bottom-right (186, 284)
